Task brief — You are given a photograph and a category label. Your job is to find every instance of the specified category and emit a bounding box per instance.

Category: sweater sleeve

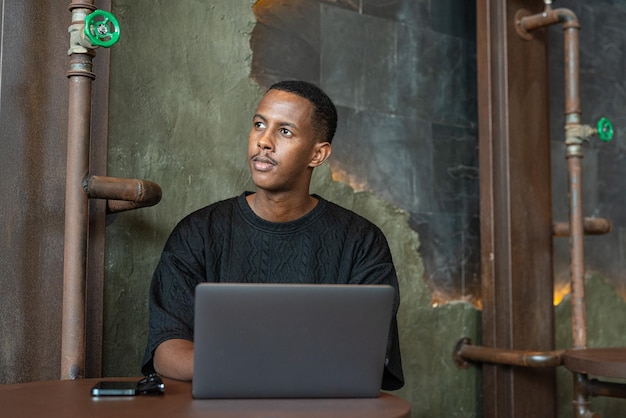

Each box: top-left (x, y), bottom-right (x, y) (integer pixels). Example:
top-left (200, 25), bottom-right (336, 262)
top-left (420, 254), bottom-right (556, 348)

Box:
top-left (141, 216), bottom-right (206, 375)
top-left (347, 220), bottom-right (405, 390)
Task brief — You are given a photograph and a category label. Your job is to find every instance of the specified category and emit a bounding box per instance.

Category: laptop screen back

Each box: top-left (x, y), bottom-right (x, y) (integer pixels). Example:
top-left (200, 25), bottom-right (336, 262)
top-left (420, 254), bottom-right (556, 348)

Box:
top-left (192, 283), bottom-right (394, 399)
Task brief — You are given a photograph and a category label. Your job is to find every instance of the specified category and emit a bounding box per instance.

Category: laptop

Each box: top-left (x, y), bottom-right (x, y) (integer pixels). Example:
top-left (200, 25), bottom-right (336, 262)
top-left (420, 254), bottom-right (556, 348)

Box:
top-left (192, 283), bottom-right (394, 399)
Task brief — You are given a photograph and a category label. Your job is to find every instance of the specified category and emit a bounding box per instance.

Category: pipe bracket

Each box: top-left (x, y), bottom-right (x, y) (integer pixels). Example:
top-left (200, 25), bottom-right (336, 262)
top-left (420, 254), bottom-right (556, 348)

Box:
top-left (454, 338), bottom-right (472, 369)
top-left (515, 9), bottom-right (534, 40)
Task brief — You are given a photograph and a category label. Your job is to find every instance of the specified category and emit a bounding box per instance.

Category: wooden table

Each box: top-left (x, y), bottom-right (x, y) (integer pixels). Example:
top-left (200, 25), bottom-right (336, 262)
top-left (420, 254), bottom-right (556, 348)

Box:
top-left (563, 347), bottom-right (626, 378)
top-left (0, 377), bottom-right (411, 417)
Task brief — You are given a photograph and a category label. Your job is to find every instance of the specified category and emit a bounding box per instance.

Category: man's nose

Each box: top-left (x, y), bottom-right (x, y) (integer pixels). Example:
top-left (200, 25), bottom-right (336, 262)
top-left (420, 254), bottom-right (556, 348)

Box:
top-left (257, 131), bottom-right (274, 150)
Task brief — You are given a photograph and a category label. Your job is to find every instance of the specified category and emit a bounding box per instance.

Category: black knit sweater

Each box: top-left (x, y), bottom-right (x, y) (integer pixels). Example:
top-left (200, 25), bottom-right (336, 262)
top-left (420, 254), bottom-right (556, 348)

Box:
top-left (142, 192), bottom-right (404, 390)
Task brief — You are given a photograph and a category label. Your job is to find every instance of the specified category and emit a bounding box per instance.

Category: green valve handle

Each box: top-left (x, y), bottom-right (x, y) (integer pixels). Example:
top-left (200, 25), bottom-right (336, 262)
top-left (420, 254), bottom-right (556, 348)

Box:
top-left (84, 10), bottom-right (120, 48)
top-left (597, 117), bottom-right (613, 142)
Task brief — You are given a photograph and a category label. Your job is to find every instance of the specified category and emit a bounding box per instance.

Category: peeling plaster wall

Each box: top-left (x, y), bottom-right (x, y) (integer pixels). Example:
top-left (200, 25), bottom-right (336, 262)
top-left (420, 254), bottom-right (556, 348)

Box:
top-left (105, 0), bottom-right (260, 374)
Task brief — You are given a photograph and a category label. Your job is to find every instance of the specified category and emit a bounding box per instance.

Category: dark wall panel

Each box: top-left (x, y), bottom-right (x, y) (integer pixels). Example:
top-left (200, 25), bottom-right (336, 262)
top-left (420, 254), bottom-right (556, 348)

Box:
top-left (548, 0), bottom-right (626, 298)
top-left (0, 0), bottom-right (69, 384)
top-left (0, 0), bottom-right (109, 383)
top-left (251, 0), bottom-right (480, 305)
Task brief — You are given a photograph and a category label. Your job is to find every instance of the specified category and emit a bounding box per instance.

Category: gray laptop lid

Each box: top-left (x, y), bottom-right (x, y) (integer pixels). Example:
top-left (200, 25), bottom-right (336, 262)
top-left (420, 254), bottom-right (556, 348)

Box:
top-left (192, 283), bottom-right (394, 399)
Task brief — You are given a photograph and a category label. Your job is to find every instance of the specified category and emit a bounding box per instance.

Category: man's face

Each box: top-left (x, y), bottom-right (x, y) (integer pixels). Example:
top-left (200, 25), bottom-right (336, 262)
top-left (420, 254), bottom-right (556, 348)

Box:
top-left (248, 89), bottom-right (325, 194)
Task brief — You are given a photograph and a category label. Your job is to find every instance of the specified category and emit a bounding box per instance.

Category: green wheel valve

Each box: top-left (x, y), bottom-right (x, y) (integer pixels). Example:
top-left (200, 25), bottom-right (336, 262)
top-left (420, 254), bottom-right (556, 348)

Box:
top-left (597, 117), bottom-right (613, 142)
top-left (84, 10), bottom-right (120, 48)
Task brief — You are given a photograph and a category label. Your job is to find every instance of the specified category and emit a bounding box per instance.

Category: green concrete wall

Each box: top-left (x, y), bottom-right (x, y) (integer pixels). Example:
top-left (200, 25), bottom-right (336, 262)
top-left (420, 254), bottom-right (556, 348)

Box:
top-left (106, 1), bottom-right (481, 416)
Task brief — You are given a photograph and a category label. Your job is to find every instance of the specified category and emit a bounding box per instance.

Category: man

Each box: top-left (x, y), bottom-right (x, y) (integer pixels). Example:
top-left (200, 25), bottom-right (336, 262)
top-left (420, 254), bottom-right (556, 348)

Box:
top-left (142, 80), bottom-right (404, 390)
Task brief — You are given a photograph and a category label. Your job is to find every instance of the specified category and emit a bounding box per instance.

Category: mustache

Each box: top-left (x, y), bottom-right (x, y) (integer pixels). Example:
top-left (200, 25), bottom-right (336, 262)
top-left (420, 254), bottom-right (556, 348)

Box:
top-left (251, 153), bottom-right (278, 165)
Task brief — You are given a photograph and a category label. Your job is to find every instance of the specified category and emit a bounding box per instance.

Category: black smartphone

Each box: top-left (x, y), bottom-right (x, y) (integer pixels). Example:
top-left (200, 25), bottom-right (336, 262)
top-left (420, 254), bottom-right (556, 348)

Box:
top-left (91, 381), bottom-right (139, 396)
top-left (91, 375), bottom-right (165, 397)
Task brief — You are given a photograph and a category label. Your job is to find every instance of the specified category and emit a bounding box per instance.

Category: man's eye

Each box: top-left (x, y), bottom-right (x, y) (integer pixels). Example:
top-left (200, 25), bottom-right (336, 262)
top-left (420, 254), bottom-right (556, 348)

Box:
top-left (254, 121), bottom-right (265, 129)
top-left (279, 128), bottom-right (292, 136)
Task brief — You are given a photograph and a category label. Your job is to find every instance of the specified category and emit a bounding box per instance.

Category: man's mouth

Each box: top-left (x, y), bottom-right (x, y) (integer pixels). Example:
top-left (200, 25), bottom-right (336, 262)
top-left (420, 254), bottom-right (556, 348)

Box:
top-left (251, 155), bottom-right (277, 171)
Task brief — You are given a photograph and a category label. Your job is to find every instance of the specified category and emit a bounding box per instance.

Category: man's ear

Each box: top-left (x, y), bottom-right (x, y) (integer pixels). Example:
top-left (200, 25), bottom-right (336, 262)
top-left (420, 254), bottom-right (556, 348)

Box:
top-left (309, 142), bottom-right (332, 168)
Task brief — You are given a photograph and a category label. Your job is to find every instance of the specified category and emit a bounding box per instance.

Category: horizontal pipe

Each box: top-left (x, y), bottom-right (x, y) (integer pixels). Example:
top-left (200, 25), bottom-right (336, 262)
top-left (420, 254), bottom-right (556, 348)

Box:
top-left (588, 378), bottom-right (626, 399)
top-left (106, 199), bottom-right (157, 214)
top-left (454, 338), bottom-right (564, 368)
top-left (518, 6), bottom-right (579, 33)
top-left (553, 218), bottom-right (612, 237)
top-left (83, 175), bottom-right (162, 213)
top-left (517, 7), bottom-right (581, 121)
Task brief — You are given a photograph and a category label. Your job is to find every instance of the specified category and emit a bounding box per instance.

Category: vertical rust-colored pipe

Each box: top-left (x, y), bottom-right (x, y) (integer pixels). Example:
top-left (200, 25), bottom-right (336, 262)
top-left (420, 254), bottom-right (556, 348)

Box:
top-left (519, 5), bottom-right (595, 417)
top-left (573, 373), bottom-right (601, 418)
top-left (518, 1), bottom-right (586, 350)
top-left (567, 150), bottom-right (586, 349)
top-left (560, 12), bottom-right (587, 351)
top-left (61, 0), bottom-right (96, 380)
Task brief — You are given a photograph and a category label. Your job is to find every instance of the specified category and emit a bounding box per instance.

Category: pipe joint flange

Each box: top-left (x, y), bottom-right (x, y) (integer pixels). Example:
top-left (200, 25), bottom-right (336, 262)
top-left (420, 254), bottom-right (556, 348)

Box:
top-left (566, 144), bottom-right (584, 158)
top-left (453, 338), bottom-right (472, 369)
top-left (68, 2), bottom-right (96, 13)
top-left (515, 9), bottom-right (534, 40)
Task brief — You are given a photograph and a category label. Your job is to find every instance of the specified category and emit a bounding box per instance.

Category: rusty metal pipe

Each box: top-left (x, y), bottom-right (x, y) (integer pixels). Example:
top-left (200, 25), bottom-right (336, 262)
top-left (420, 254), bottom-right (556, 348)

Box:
top-left (518, 1), bottom-right (587, 350)
top-left (587, 378), bottom-right (626, 399)
top-left (519, 6), bottom-right (601, 418)
top-left (84, 175), bottom-right (162, 213)
top-left (571, 372), bottom-right (626, 417)
top-left (454, 338), bottom-right (564, 369)
top-left (561, 7), bottom-right (588, 351)
top-left (518, 7), bottom-right (581, 121)
top-left (567, 154), bottom-right (587, 349)
top-left (553, 218), bottom-right (612, 237)
top-left (106, 200), bottom-right (152, 214)
top-left (573, 373), bottom-right (601, 418)
top-left (61, 1), bottom-right (96, 381)
top-left (62, 1), bottom-right (163, 380)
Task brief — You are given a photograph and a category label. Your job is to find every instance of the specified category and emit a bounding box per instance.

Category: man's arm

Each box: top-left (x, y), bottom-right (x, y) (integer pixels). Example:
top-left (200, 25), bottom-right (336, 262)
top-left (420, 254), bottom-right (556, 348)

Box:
top-left (143, 212), bottom-right (208, 379)
top-left (346, 217), bottom-right (405, 390)
top-left (153, 339), bottom-right (194, 381)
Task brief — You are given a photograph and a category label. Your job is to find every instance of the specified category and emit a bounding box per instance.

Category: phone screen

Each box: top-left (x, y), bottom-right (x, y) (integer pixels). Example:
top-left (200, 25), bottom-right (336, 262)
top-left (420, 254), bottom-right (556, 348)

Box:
top-left (91, 381), bottom-right (138, 396)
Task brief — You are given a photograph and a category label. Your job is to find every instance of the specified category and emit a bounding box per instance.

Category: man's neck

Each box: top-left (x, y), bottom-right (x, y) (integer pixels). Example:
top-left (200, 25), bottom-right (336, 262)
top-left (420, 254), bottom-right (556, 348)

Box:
top-left (246, 191), bottom-right (318, 223)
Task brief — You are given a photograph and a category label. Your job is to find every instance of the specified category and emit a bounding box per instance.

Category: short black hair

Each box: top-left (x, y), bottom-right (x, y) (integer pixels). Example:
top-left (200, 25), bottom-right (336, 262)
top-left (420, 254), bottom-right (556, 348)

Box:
top-left (267, 80), bottom-right (338, 144)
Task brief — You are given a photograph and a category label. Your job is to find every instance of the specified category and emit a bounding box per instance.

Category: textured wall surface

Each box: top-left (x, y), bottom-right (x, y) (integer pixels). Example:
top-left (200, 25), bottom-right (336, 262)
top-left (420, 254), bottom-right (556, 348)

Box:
top-left (105, 0), bottom-right (260, 374)
top-left (106, 1), bottom-right (480, 416)
top-left (549, 1), bottom-right (626, 415)
top-left (549, 0), bottom-right (626, 299)
top-left (252, 0), bottom-right (480, 307)
top-left (0, 0), bottom-right (68, 384)
top-left (105, 0), bottom-right (626, 417)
